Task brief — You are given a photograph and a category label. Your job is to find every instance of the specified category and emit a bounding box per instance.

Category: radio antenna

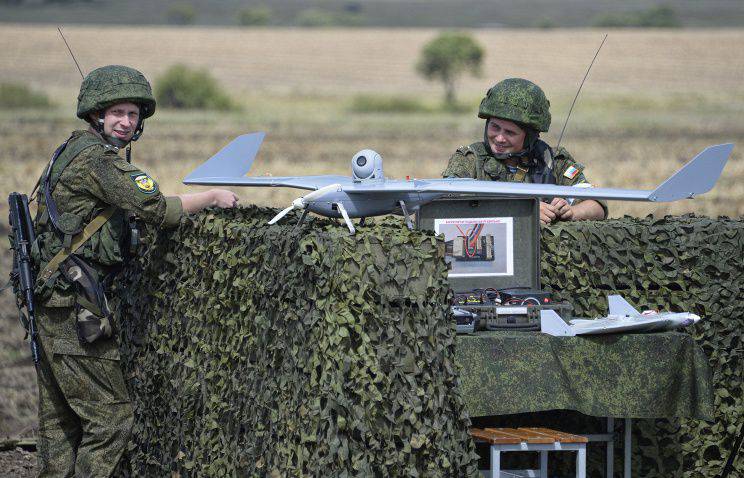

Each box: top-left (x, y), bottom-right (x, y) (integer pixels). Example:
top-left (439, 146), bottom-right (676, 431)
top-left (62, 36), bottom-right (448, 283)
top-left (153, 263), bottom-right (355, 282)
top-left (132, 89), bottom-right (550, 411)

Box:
top-left (57, 26), bottom-right (84, 79)
top-left (556, 34), bottom-right (607, 149)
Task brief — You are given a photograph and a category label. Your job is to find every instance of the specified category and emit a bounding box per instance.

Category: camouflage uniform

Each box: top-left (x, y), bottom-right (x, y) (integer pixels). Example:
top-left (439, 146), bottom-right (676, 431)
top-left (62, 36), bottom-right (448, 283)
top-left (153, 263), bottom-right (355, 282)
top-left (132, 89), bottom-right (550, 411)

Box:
top-left (31, 66), bottom-right (182, 477)
top-left (444, 78), bottom-right (608, 217)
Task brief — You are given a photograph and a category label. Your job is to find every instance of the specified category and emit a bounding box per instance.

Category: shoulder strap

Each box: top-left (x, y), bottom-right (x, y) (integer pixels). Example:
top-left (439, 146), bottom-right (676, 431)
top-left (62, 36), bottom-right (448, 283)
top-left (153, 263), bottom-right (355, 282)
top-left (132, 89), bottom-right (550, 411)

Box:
top-left (529, 140), bottom-right (556, 185)
top-left (37, 206), bottom-right (117, 283)
top-left (44, 133), bottom-right (107, 238)
top-left (48, 133), bottom-right (105, 191)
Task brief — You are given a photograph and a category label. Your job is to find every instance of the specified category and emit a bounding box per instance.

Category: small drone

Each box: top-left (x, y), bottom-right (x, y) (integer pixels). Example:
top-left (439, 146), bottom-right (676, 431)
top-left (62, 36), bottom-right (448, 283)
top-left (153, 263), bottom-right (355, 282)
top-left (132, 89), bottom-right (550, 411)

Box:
top-left (184, 132), bottom-right (733, 234)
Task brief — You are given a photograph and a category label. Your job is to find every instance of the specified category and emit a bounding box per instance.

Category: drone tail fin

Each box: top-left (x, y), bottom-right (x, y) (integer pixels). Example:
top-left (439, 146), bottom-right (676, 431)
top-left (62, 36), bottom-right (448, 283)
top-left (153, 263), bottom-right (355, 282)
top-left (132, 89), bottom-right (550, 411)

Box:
top-left (648, 143), bottom-right (733, 202)
top-left (540, 310), bottom-right (575, 336)
top-left (183, 132), bottom-right (265, 184)
top-left (607, 295), bottom-right (640, 316)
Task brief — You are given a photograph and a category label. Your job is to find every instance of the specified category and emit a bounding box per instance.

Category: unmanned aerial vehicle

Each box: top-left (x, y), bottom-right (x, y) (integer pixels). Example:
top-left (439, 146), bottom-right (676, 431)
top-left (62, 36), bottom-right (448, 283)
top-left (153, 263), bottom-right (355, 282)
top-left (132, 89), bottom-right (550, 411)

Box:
top-left (540, 295), bottom-right (701, 336)
top-left (184, 132), bottom-right (733, 234)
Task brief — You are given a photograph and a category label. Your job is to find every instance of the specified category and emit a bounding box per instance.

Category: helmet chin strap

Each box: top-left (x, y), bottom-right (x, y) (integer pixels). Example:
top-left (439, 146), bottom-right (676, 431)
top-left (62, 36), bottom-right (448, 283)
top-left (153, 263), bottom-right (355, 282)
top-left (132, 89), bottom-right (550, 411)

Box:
top-left (483, 120), bottom-right (539, 163)
top-left (94, 112), bottom-right (145, 149)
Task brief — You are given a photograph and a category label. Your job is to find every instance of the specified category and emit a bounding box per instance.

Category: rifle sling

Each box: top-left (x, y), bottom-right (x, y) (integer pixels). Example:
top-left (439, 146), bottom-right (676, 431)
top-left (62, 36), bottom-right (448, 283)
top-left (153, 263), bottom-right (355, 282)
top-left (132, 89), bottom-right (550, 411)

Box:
top-left (38, 206), bottom-right (116, 283)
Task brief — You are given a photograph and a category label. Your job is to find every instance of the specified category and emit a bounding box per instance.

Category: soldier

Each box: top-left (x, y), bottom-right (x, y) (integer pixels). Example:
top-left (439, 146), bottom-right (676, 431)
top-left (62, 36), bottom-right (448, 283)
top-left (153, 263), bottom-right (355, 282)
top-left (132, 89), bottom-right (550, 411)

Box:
top-left (443, 78), bottom-right (607, 225)
top-left (30, 65), bottom-right (238, 477)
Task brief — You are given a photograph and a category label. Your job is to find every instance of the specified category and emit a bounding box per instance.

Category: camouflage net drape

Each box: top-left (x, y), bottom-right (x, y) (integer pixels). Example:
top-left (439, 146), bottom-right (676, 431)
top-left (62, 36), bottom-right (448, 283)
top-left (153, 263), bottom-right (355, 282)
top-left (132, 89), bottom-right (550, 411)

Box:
top-left (113, 207), bottom-right (479, 477)
top-left (114, 209), bottom-right (742, 477)
top-left (541, 215), bottom-right (743, 478)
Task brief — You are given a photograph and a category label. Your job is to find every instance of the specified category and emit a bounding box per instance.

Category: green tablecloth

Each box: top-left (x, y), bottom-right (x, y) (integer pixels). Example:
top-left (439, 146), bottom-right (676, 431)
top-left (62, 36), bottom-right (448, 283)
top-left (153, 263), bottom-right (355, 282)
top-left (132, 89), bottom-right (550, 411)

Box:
top-left (455, 331), bottom-right (713, 420)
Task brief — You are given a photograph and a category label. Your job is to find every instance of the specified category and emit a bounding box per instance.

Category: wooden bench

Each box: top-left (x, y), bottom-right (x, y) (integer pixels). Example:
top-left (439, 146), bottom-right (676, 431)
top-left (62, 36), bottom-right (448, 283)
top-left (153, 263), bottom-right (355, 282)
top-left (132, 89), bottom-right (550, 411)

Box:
top-left (470, 427), bottom-right (588, 478)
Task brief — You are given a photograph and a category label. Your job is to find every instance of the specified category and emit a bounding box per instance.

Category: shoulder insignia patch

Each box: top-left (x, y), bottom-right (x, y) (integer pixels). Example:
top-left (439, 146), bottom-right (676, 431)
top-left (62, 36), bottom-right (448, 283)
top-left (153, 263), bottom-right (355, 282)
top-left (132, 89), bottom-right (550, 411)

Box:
top-left (563, 165), bottom-right (580, 179)
top-left (130, 173), bottom-right (157, 194)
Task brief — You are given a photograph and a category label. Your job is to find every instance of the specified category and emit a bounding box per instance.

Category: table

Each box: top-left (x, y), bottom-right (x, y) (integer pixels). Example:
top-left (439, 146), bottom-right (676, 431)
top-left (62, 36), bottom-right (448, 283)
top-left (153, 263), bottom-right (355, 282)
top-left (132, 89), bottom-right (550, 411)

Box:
top-left (455, 331), bottom-right (714, 477)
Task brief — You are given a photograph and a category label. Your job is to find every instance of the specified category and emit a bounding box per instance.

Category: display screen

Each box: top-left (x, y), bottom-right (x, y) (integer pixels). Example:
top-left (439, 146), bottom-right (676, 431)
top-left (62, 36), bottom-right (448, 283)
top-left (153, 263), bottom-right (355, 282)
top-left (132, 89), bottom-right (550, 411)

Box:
top-left (434, 217), bottom-right (514, 277)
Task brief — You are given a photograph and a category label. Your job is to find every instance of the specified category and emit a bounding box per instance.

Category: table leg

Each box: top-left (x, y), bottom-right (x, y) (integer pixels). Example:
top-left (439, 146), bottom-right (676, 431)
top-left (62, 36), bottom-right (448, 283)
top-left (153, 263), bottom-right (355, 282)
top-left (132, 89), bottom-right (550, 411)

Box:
top-left (540, 451), bottom-right (548, 477)
top-left (491, 445), bottom-right (500, 478)
top-left (577, 446), bottom-right (587, 478)
top-left (607, 417), bottom-right (614, 478)
top-left (624, 418), bottom-right (632, 478)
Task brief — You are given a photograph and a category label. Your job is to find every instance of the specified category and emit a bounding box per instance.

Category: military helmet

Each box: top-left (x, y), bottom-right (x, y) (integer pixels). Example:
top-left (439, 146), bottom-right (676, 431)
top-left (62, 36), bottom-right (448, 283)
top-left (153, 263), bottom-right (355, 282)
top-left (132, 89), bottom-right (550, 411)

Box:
top-left (478, 78), bottom-right (551, 132)
top-left (76, 65), bottom-right (156, 120)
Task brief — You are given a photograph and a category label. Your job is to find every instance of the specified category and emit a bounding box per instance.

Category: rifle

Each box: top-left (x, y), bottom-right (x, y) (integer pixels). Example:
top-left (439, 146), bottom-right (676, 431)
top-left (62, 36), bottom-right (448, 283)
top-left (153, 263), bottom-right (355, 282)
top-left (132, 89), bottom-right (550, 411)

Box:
top-left (8, 192), bottom-right (40, 365)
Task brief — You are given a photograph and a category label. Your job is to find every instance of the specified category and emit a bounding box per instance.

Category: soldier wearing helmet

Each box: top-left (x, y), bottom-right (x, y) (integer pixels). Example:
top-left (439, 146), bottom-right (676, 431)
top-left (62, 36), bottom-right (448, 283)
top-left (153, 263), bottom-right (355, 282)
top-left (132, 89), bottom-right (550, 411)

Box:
top-left (443, 78), bottom-right (607, 224)
top-left (31, 65), bottom-right (238, 477)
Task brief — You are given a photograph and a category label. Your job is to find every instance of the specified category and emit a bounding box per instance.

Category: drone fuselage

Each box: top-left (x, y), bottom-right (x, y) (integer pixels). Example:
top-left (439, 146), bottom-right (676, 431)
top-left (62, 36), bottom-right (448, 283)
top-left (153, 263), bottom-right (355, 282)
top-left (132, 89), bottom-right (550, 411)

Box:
top-left (302, 189), bottom-right (443, 218)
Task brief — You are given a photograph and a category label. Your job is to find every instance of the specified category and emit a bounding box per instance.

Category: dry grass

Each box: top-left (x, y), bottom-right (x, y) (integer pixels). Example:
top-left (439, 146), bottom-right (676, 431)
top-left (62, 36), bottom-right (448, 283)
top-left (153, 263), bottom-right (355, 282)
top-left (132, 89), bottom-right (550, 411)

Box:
top-left (2, 26), bottom-right (744, 99)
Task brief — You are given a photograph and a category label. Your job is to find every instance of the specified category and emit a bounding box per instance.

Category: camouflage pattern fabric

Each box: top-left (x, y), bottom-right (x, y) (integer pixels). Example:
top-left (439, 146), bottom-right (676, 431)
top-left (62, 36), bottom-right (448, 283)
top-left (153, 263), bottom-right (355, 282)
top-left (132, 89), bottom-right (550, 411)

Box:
top-left (33, 129), bottom-right (182, 314)
top-left (540, 215), bottom-right (743, 477)
top-left (442, 140), bottom-right (609, 217)
top-left (104, 208), bottom-right (739, 478)
top-left (36, 309), bottom-right (133, 477)
top-left (31, 129), bottom-right (182, 477)
top-left (477, 78), bottom-right (551, 132)
top-left (456, 331), bottom-right (713, 420)
top-left (77, 65), bottom-right (156, 120)
top-left (112, 209), bottom-right (480, 477)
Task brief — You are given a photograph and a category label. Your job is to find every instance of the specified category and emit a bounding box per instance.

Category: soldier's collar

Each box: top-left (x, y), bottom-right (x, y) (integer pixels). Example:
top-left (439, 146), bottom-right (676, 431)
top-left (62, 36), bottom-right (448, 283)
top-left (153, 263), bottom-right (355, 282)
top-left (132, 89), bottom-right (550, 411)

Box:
top-left (86, 127), bottom-right (122, 153)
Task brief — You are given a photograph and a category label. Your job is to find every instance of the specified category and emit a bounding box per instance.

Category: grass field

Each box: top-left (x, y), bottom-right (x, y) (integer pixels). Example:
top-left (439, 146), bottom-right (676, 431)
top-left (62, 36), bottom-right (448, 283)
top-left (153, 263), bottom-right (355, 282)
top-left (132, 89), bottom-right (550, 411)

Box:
top-left (0, 25), bottom-right (743, 442)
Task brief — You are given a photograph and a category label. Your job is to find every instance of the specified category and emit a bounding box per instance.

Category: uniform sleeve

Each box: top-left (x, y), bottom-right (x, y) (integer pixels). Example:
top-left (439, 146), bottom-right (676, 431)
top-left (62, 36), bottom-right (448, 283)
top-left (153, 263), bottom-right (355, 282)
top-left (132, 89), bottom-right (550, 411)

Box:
top-left (86, 154), bottom-right (181, 227)
top-left (442, 148), bottom-right (477, 178)
top-left (552, 148), bottom-right (609, 218)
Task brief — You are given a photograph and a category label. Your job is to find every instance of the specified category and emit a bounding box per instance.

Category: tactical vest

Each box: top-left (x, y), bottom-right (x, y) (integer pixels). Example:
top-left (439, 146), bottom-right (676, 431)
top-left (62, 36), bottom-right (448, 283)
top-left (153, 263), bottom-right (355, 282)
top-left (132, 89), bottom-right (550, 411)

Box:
top-left (32, 131), bottom-right (132, 305)
top-left (469, 140), bottom-right (557, 184)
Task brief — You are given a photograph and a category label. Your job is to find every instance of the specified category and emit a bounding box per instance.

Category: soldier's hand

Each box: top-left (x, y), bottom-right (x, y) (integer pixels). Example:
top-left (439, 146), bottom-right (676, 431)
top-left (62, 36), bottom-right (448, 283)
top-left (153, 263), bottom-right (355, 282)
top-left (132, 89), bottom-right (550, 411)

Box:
top-left (551, 197), bottom-right (574, 221)
top-left (210, 189), bottom-right (240, 208)
top-left (539, 201), bottom-right (559, 225)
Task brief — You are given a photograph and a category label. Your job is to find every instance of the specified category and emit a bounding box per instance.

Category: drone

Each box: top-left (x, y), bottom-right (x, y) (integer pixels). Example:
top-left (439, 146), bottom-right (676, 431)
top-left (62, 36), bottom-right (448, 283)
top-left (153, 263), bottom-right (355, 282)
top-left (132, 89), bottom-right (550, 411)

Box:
top-left (184, 132), bottom-right (733, 234)
top-left (540, 295), bottom-right (701, 336)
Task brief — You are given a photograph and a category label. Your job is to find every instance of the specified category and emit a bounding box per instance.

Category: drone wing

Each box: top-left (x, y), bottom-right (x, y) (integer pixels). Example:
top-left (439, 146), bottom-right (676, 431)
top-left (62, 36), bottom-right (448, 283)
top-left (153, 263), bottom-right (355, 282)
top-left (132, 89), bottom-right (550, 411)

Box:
top-left (183, 132), bottom-right (353, 190)
top-left (345, 143), bottom-right (733, 202)
top-left (184, 174), bottom-right (354, 191)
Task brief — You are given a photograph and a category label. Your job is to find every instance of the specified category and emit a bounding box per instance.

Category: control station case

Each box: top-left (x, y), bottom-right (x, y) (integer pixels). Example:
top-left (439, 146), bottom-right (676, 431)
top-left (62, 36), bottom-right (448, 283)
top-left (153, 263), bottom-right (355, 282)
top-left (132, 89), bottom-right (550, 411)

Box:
top-left (416, 197), bottom-right (541, 292)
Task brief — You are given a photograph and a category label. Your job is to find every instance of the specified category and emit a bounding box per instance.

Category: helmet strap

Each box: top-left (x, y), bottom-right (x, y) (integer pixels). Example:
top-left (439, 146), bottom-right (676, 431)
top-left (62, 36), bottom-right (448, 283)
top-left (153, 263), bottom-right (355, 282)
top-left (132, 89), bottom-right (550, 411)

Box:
top-left (131, 119), bottom-right (144, 142)
top-left (94, 114), bottom-right (105, 135)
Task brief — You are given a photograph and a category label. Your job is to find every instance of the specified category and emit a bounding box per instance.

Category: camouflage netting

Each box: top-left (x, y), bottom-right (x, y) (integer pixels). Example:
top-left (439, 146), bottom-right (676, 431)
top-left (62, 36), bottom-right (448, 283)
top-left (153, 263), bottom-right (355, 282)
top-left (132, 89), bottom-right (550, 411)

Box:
top-left (113, 209), bottom-right (741, 477)
top-left (541, 215), bottom-right (743, 478)
top-left (112, 207), bottom-right (479, 477)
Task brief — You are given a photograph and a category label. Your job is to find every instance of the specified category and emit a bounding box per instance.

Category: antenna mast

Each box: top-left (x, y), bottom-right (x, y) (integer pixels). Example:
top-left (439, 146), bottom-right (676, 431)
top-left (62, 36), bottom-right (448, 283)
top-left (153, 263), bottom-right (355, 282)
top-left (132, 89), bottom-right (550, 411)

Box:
top-left (57, 26), bottom-right (84, 79)
top-left (556, 34), bottom-right (607, 149)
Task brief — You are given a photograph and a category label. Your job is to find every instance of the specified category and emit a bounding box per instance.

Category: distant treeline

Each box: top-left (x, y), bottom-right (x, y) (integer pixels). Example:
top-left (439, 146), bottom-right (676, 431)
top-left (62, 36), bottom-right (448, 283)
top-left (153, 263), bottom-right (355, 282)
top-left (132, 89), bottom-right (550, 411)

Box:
top-left (1, 0), bottom-right (743, 28)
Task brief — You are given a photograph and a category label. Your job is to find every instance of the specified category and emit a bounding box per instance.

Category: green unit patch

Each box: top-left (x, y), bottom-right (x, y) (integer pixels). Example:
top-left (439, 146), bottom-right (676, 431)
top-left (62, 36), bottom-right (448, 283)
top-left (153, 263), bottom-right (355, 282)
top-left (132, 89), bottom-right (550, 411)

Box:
top-left (130, 172), bottom-right (157, 194)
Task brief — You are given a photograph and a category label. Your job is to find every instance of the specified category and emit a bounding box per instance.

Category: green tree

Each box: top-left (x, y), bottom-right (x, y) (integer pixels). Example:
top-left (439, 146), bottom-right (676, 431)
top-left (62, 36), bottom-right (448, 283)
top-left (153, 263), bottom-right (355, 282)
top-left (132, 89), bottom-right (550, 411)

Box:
top-left (0, 82), bottom-right (53, 108)
top-left (238, 6), bottom-right (271, 26)
top-left (155, 64), bottom-right (235, 110)
top-left (416, 32), bottom-right (483, 108)
top-left (167, 3), bottom-right (196, 25)
top-left (593, 5), bottom-right (680, 28)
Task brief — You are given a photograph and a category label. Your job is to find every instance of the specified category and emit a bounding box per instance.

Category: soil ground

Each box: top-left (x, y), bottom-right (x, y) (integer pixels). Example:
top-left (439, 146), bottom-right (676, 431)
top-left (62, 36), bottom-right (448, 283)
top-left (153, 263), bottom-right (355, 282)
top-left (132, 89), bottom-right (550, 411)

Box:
top-left (0, 448), bottom-right (36, 478)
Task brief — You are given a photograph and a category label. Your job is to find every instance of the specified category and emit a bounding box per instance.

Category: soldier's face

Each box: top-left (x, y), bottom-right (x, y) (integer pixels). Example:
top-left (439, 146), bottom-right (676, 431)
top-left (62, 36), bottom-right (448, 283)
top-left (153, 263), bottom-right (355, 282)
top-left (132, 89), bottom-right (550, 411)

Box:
top-left (99, 102), bottom-right (140, 143)
top-left (486, 118), bottom-right (526, 154)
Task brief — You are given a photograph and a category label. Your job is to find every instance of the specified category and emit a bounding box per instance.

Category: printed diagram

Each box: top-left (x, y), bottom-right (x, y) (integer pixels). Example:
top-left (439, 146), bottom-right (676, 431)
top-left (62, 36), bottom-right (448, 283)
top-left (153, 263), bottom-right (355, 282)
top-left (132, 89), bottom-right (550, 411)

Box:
top-left (435, 217), bottom-right (513, 277)
top-left (448, 223), bottom-right (495, 262)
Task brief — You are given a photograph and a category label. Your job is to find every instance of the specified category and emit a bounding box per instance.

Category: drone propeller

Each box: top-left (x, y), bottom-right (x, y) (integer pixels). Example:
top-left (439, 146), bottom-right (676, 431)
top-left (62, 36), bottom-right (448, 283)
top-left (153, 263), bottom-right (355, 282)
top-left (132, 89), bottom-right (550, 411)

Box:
top-left (268, 183), bottom-right (341, 225)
